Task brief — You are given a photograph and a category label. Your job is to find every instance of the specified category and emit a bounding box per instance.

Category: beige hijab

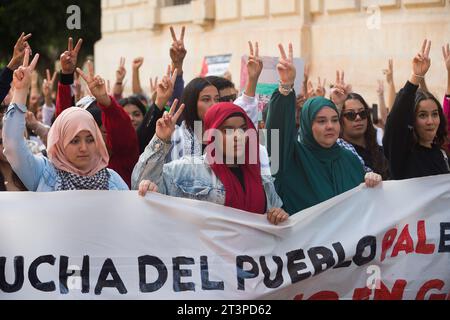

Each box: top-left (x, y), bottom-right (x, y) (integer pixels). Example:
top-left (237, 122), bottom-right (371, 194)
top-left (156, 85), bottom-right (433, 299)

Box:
top-left (47, 107), bottom-right (109, 176)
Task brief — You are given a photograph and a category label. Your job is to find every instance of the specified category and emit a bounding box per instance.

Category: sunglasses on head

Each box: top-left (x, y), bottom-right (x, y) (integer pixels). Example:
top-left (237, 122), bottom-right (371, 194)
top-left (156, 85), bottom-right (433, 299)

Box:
top-left (218, 94), bottom-right (237, 103)
top-left (342, 110), bottom-right (369, 121)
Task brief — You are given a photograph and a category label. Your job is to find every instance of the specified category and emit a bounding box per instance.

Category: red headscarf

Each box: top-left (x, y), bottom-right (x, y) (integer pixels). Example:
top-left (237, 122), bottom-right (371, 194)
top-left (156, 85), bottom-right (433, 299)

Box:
top-left (203, 102), bottom-right (266, 214)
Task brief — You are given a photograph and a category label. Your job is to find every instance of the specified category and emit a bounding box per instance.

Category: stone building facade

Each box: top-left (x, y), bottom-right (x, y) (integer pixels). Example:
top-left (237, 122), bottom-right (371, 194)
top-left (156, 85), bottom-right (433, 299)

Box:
top-left (96, 0), bottom-right (450, 103)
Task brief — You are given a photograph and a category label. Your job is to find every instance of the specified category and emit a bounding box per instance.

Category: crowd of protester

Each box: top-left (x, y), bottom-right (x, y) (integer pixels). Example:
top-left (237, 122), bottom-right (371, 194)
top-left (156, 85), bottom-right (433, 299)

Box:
top-left (1, 29), bottom-right (449, 225)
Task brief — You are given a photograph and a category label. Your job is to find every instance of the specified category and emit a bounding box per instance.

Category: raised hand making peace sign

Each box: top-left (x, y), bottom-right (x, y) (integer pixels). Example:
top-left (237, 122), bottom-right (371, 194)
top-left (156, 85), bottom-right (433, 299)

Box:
top-left (410, 39), bottom-right (431, 85)
top-left (11, 48), bottom-right (39, 106)
top-left (149, 76), bottom-right (159, 102)
top-left (42, 68), bottom-right (57, 104)
top-left (169, 26), bottom-right (187, 74)
top-left (315, 77), bottom-right (327, 97)
top-left (116, 57), bottom-right (127, 84)
top-left (383, 59), bottom-right (394, 85)
top-left (155, 66), bottom-right (178, 111)
top-left (12, 48), bottom-right (39, 92)
top-left (76, 61), bottom-right (111, 107)
top-left (60, 37), bottom-right (83, 74)
top-left (247, 41), bottom-right (263, 81)
top-left (277, 43), bottom-right (296, 86)
top-left (243, 41), bottom-right (263, 98)
top-left (330, 70), bottom-right (352, 107)
top-left (8, 32), bottom-right (32, 70)
top-left (113, 57), bottom-right (127, 97)
top-left (155, 99), bottom-right (185, 142)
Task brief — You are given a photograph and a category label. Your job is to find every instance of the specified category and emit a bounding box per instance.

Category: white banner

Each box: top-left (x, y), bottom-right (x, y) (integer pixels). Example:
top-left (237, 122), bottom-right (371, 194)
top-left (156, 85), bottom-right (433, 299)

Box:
top-left (1, 175), bottom-right (450, 300)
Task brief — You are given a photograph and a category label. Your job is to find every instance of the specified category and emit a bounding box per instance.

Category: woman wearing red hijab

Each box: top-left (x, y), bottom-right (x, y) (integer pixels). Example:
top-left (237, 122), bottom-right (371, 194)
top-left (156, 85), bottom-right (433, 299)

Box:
top-left (136, 100), bottom-right (288, 225)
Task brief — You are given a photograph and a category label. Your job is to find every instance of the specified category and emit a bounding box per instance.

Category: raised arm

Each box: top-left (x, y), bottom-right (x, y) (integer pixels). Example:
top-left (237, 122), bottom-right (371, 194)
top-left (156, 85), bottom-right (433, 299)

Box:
top-left (265, 43), bottom-right (297, 177)
top-left (234, 41), bottom-right (263, 128)
top-left (113, 57), bottom-right (126, 100)
top-left (383, 58), bottom-right (396, 112)
top-left (136, 66), bottom-right (178, 153)
top-left (168, 26), bottom-right (187, 103)
top-left (42, 69), bottom-right (57, 126)
top-left (383, 39), bottom-right (432, 178)
top-left (302, 63), bottom-right (310, 99)
top-left (132, 57), bottom-right (144, 95)
top-left (1, 33), bottom-right (32, 103)
top-left (443, 43), bottom-right (450, 96)
top-left (132, 99), bottom-right (185, 190)
top-left (77, 61), bottom-right (139, 187)
top-left (376, 80), bottom-right (388, 128)
top-left (56, 37), bottom-right (83, 117)
top-left (442, 43), bottom-right (450, 149)
top-left (3, 50), bottom-right (45, 191)
top-left (330, 70), bottom-right (351, 109)
top-left (26, 111), bottom-right (49, 146)
top-left (170, 26), bottom-right (186, 76)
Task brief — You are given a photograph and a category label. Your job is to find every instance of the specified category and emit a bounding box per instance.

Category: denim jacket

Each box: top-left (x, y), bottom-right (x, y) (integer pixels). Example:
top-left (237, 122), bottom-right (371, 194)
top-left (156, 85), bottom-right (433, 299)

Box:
top-left (2, 103), bottom-right (128, 191)
top-left (132, 135), bottom-right (283, 210)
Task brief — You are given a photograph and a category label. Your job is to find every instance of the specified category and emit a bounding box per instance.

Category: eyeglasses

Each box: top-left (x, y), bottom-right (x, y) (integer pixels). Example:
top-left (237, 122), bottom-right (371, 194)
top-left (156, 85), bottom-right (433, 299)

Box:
top-left (342, 110), bottom-right (369, 121)
top-left (218, 94), bottom-right (237, 103)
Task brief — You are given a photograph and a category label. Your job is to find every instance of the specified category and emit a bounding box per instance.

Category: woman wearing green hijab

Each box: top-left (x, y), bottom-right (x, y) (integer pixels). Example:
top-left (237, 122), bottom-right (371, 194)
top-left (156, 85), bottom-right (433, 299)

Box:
top-left (266, 43), bottom-right (382, 214)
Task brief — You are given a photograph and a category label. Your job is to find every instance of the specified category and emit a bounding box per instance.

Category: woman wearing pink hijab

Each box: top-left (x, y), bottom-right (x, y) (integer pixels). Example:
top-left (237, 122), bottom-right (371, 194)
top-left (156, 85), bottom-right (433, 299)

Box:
top-left (2, 50), bottom-right (128, 191)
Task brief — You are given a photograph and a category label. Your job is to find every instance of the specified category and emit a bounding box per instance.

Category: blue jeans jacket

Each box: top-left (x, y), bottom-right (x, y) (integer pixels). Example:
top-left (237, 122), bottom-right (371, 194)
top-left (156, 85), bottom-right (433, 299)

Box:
top-left (2, 103), bottom-right (128, 191)
top-left (132, 135), bottom-right (283, 210)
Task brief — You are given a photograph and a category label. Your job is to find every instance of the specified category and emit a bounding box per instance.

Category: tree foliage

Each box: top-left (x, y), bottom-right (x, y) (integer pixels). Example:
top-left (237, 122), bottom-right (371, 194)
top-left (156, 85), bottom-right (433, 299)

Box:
top-left (0, 0), bottom-right (100, 73)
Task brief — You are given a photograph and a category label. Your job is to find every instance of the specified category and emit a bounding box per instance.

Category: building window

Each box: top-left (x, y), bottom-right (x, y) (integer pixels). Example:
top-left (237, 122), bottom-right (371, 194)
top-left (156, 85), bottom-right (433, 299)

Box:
top-left (165, 0), bottom-right (192, 6)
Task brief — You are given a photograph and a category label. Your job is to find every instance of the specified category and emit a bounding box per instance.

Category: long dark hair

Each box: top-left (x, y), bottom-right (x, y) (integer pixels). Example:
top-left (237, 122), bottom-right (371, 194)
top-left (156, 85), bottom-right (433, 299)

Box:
top-left (205, 76), bottom-right (235, 91)
top-left (180, 77), bottom-right (216, 132)
top-left (341, 93), bottom-right (390, 179)
top-left (118, 96), bottom-right (147, 116)
top-left (414, 90), bottom-right (448, 150)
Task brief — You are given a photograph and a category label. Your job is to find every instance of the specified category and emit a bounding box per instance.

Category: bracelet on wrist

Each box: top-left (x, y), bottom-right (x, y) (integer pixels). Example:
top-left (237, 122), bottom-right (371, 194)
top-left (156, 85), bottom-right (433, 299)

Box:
top-left (412, 73), bottom-right (425, 79)
top-left (279, 83), bottom-right (294, 96)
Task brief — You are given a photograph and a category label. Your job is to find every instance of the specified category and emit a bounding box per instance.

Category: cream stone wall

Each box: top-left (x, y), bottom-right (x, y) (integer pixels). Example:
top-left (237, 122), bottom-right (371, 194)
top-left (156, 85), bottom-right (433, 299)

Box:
top-left (95, 0), bottom-right (450, 104)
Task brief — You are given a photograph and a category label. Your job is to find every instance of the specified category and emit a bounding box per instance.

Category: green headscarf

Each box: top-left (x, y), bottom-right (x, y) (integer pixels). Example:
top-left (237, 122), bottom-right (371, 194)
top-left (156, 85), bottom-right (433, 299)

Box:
top-left (266, 91), bottom-right (366, 214)
top-left (299, 97), bottom-right (343, 161)
top-left (295, 96), bottom-right (365, 207)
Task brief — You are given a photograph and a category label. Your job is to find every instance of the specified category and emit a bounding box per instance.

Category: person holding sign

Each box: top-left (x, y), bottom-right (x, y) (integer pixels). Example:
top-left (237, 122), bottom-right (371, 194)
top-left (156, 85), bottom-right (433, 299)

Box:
top-left (2, 49), bottom-right (128, 191)
top-left (135, 100), bottom-right (288, 225)
top-left (383, 40), bottom-right (450, 180)
top-left (265, 43), bottom-right (382, 215)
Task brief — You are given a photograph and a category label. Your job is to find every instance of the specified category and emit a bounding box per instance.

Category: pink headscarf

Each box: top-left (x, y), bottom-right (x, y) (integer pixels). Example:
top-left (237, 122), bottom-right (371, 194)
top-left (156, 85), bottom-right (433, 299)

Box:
top-left (47, 107), bottom-right (109, 176)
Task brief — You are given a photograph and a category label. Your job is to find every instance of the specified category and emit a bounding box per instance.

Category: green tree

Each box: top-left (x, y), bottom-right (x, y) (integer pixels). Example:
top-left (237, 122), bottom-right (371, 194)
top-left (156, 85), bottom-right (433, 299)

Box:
top-left (0, 0), bottom-right (100, 73)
